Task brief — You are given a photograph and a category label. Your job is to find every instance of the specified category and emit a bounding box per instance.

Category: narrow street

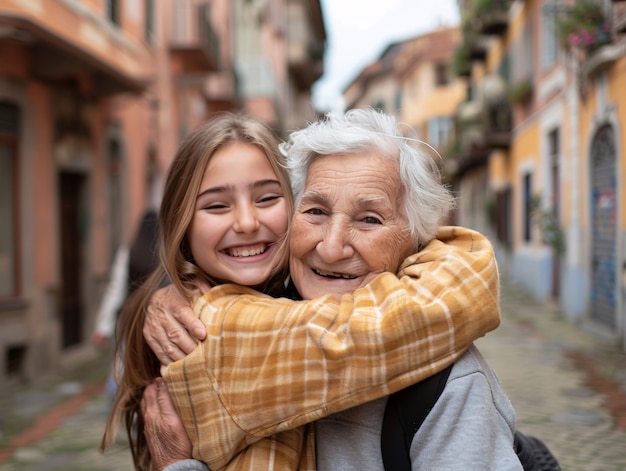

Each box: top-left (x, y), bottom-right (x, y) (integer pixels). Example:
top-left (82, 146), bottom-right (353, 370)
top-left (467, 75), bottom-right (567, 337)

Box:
top-left (0, 280), bottom-right (625, 471)
top-left (477, 282), bottom-right (626, 471)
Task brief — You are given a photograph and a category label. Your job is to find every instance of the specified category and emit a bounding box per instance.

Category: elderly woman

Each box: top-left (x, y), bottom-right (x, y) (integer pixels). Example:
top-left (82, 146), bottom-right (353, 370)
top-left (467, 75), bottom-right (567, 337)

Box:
top-left (142, 109), bottom-right (516, 470)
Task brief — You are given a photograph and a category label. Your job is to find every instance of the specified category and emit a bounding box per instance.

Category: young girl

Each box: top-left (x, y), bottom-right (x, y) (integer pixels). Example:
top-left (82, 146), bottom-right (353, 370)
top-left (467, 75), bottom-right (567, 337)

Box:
top-left (101, 112), bottom-right (294, 469)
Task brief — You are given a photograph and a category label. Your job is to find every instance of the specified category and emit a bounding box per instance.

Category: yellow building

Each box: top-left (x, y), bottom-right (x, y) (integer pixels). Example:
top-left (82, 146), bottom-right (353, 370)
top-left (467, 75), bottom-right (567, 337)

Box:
top-left (454, 0), bottom-right (626, 350)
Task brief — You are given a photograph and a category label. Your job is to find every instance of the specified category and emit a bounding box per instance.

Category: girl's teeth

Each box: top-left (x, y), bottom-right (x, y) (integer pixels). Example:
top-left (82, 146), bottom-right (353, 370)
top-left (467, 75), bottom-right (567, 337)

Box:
top-left (229, 246), bottom-right (265, 257)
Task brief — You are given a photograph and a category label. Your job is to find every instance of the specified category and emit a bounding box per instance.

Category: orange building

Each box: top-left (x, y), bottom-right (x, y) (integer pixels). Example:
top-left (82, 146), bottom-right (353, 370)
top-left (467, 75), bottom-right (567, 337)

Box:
top-left (0, 0), bottom-right (325, 386)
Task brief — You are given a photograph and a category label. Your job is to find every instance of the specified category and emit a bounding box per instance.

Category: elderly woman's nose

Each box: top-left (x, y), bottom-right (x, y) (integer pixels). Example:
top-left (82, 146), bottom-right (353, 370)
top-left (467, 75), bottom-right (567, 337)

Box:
top-left (233, 204), bottom-right (260, 233)
top-left (316, 218), bottom-right (354, 262)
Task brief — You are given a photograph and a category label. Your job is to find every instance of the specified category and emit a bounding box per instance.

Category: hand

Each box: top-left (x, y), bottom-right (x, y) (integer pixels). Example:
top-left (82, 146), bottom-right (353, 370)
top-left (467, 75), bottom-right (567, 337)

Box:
top-left (141, 378), bottom-right (192, 470)
top-left (143, 285), bottom-right (207, 365)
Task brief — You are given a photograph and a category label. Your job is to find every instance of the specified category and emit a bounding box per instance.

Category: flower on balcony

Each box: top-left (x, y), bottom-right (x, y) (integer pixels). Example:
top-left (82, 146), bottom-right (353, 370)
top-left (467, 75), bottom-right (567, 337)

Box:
top-left (558, 0), bottom-right (612, 52)
top-left (567, 22), bottom-right (611, 47)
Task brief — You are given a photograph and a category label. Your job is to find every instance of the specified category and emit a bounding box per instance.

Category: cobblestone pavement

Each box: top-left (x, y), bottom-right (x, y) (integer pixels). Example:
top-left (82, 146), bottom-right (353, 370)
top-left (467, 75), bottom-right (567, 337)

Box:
top-left (476, 282), bottom-right (626, 471)
top-left (0, 280), bottom-right (625, 470)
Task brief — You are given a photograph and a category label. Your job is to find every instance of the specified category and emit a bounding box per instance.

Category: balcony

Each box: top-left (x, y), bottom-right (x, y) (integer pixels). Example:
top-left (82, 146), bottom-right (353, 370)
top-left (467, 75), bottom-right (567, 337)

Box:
top-left (170, 1), bottom-right (220, 73)
top-left (474, 0), bottom-right (511, 36)
top-left (0, 11), bottom-right (148, 97)
top-left (448, 101), bottom-right (486, 177)
top-left (467, 34), bottom-right (489, 61)
top-left (453, 46), bottom-right (472, 78)
top-left (483, 101), bottom-right (512, 149)
top-left (286, 2), bottom-right (326, 91)
top-left (457, 101), bottom-right (511, 152)
top-left (287, 40), bottom-right (325, 91)
top-left (204, 69), bottom-right (241, 110)
top-left (481, 74), bottom-right (512, 148)
top-left (580, 42), bottom-right (625, 78)
top-left (449, 98), bottom-right (511, 178)
top-left (615, 3), bottom-right (626, 34)
top-left (453, 74), bottom-right (512, 157)
top-left (558, 1), bottom-right (613, 54)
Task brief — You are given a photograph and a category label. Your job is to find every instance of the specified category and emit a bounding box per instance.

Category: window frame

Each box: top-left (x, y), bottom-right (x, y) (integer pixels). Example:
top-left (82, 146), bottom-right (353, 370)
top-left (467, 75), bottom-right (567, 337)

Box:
top-left (0, 102), bottom-right (21, 299)
top-left (522, 172), bottom-right (533, 243)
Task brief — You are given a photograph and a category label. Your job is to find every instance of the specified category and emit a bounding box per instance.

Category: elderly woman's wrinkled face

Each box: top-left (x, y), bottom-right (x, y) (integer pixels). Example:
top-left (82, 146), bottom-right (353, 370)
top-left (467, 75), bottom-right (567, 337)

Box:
top-left (289, 152), bottom-right (415, 300)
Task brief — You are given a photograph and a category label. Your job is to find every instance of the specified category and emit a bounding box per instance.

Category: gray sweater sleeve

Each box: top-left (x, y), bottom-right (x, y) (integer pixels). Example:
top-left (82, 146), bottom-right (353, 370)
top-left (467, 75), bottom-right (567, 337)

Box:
top-left (163, 459), bottom-right (209, 471)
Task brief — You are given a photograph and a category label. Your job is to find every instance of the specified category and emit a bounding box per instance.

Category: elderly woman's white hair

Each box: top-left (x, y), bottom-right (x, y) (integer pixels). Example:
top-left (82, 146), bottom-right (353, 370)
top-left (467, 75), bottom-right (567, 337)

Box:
top-left (280, 108), bottom-right (456, 245)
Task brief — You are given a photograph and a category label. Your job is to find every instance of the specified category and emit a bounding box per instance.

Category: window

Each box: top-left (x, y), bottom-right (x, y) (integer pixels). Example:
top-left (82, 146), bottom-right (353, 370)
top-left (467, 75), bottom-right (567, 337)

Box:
top-left (371, 100), bottom-right (386, 113)
top-left (541, 7), bottom-right (559, 70)
top-left (523, 173), bottom-right (532, 242)
top-left (108, 0), bottom-right (120, 26)
top-left (426, 117), bottom-right (453, 149)
top-left (434, 63), bottom-right (450, 86)
top-left (0, 102), bottom-right (19, 297)
top-left (394, 90), bottom-right (402, 114)
top-left (496, 187), bottom-right (512, 246)
top-left (512, 21), bottom-right (534, 82)
top-left (107, 139), bottom-right (123, 258)
top-left (549, 128), bottom-right (560, 218)
top-left (145, 0), bottom-right (154, 41)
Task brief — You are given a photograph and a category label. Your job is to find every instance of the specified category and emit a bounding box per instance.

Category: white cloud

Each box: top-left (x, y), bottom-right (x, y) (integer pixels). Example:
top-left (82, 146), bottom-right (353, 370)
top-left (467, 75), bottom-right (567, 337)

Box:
top-left (313, 0), bottom-right (460, 112)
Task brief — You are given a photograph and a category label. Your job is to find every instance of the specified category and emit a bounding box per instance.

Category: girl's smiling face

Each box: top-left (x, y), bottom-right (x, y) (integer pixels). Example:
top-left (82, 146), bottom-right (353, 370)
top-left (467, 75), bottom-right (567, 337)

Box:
top-left (188, 142), bottom-right (289, 287)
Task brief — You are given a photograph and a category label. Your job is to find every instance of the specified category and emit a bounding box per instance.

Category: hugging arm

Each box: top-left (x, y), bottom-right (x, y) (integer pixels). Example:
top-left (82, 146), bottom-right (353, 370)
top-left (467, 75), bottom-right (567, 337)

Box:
top-left (144, 285), bottom-right (208, 365)
top-left (161, 226), bottom-right (500, 467)
top-left (141, 378), bottom-right (195, 470)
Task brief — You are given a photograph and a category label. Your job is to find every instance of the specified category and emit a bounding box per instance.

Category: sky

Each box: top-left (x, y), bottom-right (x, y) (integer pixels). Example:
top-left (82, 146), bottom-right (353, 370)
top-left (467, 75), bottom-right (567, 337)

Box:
top-left (312, 0), bottom-right (461, 112)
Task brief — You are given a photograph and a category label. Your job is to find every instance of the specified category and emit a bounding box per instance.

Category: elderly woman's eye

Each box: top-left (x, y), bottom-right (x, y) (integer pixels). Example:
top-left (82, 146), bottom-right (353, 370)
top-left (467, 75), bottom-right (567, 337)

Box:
top-left (306, 208), bottom-right (325, 216)
top-left (364, 216), bottom-right (382, 224)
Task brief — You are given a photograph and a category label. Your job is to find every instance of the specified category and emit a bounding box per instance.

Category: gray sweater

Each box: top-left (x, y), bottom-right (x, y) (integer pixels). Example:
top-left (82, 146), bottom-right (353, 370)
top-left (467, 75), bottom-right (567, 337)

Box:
top-left (315, 344), bottom-right (522, 470)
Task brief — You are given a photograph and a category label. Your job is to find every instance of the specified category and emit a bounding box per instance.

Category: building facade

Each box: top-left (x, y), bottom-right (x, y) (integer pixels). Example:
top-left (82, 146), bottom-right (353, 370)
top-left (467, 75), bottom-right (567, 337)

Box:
top-left (0, 0), bottom-right (325, 386)
top-left (452, 0), bottom-right (626, 350)
top-left (340, 0), bottom-right (626, 351)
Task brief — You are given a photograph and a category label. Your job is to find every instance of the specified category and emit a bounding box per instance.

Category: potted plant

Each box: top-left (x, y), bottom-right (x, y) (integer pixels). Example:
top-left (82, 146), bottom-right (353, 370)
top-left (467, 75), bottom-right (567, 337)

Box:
top-left (557, 0), bottom-right (612, 53)
top-left (509, 78), bottom-right (533, 105)
top-left (452, 46), bottom-right (472, 77)
top-left (530, 196), bottom-right (566, 256)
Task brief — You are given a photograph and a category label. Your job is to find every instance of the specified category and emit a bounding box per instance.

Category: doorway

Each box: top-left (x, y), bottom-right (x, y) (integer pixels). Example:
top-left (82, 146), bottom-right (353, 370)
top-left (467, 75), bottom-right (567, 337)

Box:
top-left (58, 171), bottom-right (87, 348)
top-left (590, 125), bottom-right (617, 329)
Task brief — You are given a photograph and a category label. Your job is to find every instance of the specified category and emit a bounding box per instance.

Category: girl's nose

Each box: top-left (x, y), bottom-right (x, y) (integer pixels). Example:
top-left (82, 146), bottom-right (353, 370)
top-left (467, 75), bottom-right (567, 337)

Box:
top-left (233, 204), bottom-right (260, 233)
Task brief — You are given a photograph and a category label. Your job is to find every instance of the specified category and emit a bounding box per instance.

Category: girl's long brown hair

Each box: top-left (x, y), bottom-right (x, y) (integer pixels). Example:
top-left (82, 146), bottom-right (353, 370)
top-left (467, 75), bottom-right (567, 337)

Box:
top-left (100, 113), bottom-right (293, 470)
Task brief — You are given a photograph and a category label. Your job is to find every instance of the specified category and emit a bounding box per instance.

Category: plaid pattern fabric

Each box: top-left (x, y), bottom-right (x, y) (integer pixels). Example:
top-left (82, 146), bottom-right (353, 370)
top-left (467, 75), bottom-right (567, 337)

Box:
top-left (162, 226), bottom-right (500, 471)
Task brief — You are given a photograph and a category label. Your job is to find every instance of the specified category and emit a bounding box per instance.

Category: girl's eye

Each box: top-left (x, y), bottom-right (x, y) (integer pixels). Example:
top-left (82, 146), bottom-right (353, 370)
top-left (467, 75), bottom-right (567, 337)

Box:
top-left (363, 216), bottom-right (382, 224)
top-left (203, 203), bottom-right (228, 211)
top-left (258, 194), bottom-right (282, 204)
